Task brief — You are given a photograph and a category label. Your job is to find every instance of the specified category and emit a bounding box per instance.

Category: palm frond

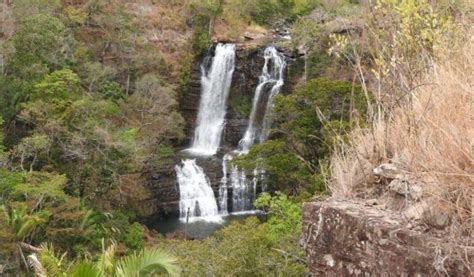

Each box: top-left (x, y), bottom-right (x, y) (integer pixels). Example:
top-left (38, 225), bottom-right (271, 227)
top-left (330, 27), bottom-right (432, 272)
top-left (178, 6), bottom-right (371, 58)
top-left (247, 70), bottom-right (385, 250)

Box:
top-left (69, 261), bottom-right (100, 277)
top-left (115, 248), bottom-right (181, 277)
top-left (16, 213), bottom-right (48, 239)
top-left (96, 240), bottom-right (116, 276)
top-left (37, 243), bottom-right (67, 277)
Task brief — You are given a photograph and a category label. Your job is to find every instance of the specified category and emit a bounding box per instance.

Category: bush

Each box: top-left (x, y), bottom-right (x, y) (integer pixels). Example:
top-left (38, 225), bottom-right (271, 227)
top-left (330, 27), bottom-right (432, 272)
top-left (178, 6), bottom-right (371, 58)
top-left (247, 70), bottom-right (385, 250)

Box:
top-left (234, 78), bottom-right (369, 193)
top-left (124, 223), bottom-right (144, 250)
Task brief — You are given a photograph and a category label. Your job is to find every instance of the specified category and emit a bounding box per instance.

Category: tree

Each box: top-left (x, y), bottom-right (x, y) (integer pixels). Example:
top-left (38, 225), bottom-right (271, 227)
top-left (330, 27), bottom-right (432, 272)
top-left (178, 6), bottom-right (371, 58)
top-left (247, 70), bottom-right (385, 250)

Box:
top-left (254, 192), bottom-right (303, 240)
top-left (11, 13), bottom-right (69, 79)
top-left (32, 69), bottom-right (81, 101)
top-left (125, 74), bottom-right (184, 141)
top-left (291, 17), bottom-right (321, 81)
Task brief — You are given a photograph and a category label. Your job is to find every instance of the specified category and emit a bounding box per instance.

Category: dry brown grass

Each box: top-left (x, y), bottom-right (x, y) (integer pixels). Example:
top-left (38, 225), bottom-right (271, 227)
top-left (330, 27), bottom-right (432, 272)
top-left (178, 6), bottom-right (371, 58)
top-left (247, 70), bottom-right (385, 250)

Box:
top-left (328, 30), bottom-right (473, 269)
top-left (330, 38), bottom-right (474, 197)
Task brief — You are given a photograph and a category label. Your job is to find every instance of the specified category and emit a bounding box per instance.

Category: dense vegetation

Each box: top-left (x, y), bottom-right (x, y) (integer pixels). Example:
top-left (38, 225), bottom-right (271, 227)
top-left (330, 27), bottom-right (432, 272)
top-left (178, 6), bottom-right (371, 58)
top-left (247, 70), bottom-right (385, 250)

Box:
top-left (0, 0), bottom-right (470, 275)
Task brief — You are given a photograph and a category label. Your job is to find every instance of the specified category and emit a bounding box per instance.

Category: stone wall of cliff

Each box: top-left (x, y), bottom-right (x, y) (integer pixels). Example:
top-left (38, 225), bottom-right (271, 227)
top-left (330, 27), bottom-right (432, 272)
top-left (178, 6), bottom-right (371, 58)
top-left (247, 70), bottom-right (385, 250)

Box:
top-left (302, 199), bottom-right (472, 276)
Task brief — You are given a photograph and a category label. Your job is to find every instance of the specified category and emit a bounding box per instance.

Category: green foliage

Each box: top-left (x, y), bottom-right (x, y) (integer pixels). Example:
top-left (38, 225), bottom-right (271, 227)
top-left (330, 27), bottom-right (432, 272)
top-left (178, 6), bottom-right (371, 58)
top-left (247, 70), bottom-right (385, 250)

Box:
top-left (69, 262), bottom-right (101, 277)
top-left (305, 46), bottom-right (332, 79)
top-left (3, 205), bottom-right (51, 240)
top-left (63, 6), bottom-right (88, 26)
top-left (232, 0), bottom-right (320, 25)
top-left (0, 13), bottom-right (71, 124)
top-left (233, 140), bottom-right (311, 192)
top-left (0, 209), bottom-right (17, 259)
top-left (153, 144), bottom-right (175, 168)
top-left (188, 0), bottom-right (224, 55)
top-left (228, 88), bottom-right (252, 117)
top-left (36, 243), bottom-right (69, 277)
top-left (190, 19), bottom-right (212, 55)
top-left (12, 0), bottom-right (61, 17)
top-left (8, 172), bottom-right (68, 202)
top-left (97, 81), bottom-right (125, 102)
top-left (11, 13), bottom-right (68, 78)
top-left (0, 117), bottom-right (7, 161)
top-left (163, 216), bottom-right (306, 276)
top-left (32, 242), bottom-right (180, 277)
top-left (254, 192), bottom-right (302, 240)
top-left (177, 56), bottom-right (193, 102)
top-left (123, 223), bottom-right (144, 251)
top-left (33, 69), bottom-right (81, 101)
top-left (235, 78), bottom-right (369, 193)
top-left (275, 77), bottom-right (368, 157)
top-left (115, 248), bottom-right (180, 277)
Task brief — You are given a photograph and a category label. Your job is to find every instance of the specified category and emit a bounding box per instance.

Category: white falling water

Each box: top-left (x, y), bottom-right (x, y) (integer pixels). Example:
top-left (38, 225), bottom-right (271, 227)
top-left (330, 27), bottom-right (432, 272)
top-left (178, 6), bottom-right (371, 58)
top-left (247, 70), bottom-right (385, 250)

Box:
top-left (175, 159), bottom-right (221, 222)
top-left (224, 47), bottom-right (285, 213)
top-left (189, 43), bottom-right (236, 156)
top-left (218, 154), bottom-right (232, 215)
top-left (230, 166), bottom-right (255, 212)
top-left (238, 46), bottom-right (286, 154)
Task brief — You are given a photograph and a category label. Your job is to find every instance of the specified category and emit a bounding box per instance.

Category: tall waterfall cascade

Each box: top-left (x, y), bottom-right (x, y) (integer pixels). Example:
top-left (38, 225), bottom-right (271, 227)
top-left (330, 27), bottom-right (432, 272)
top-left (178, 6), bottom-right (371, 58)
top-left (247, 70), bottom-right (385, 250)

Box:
top-left (176, 44), bottom-right (235, 223)
top-left (176, 45), bottom-right (286, 222)
top-left (175, 159), bottom-right (221, 222)
top-left (218, 46), bottom-right (286, 214)
top-left (189, 43), bottom-right (236, 156)
top-left (238, 46), bottom-right (286, 154)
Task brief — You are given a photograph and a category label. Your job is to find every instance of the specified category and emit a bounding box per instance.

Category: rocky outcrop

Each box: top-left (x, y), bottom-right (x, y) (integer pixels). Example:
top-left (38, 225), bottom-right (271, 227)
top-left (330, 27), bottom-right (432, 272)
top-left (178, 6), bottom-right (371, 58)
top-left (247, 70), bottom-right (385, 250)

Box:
top-left (302, 199), bottom-right (472, 276)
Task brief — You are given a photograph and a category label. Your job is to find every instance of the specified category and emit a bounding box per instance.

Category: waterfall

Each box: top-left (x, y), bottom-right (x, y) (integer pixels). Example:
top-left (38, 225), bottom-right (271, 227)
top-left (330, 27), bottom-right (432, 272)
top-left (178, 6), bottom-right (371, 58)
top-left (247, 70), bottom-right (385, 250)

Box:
top-left (238, 46), bottom-right (286, 154)
top-left (175, 159), bottom-right (220, 222)
top-left (218, 154), bottom-right (231, 215)
top-left (224, 46), bottom-right (285, 213)
top-left (176, 45), bottom-right (285, 219)
top-left (230, 166), bottom-right (256, 212)
top-left (189, 43), bottom-right (236, 156)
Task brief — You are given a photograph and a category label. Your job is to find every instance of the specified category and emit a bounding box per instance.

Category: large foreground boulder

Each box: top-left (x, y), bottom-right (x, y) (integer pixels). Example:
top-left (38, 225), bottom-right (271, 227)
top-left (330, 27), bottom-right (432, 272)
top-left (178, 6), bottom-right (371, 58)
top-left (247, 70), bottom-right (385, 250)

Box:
top-left (302, 198), bottom-right (472, 276)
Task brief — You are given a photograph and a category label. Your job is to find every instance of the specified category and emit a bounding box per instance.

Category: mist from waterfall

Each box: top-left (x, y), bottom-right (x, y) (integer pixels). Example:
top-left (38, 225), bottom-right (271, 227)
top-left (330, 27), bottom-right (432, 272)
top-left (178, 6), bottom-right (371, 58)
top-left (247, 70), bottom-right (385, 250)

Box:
top-left (189, 43), bottom-right (236, 156)
top-left (176, 159), bottom-right (221, 222)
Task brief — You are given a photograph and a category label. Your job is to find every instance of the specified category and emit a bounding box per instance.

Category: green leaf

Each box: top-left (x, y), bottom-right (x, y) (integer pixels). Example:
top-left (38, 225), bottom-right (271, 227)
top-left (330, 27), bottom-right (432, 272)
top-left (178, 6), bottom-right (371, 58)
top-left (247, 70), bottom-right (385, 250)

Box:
top-left (116, 248), bottom-right (180, 277)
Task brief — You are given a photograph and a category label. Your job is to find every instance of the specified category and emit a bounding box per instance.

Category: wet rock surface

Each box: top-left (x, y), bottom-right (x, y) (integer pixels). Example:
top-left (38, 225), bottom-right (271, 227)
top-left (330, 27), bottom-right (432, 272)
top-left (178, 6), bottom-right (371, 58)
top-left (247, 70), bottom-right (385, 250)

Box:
top-left (302, 198), bottom-right (472, 276)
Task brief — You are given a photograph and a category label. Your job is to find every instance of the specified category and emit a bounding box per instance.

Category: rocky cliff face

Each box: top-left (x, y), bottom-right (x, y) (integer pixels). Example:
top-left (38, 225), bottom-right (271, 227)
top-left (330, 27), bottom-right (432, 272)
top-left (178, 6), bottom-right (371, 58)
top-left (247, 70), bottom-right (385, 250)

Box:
top-left (144, 44), bottom-right (302, 219)
top-left (302, 199), bottom-right (472, 276)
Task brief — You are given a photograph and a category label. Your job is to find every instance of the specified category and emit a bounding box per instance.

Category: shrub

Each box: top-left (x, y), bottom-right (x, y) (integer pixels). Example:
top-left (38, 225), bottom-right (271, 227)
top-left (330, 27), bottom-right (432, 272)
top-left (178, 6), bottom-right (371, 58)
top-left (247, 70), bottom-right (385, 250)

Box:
top-left (124, 223), bottom-right (144, 250)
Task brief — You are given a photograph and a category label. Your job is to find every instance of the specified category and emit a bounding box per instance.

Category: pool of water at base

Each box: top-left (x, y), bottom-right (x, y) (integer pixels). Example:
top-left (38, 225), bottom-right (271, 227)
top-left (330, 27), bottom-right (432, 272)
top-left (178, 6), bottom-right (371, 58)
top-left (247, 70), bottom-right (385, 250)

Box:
top-left (151, 211), bottom-right (265, 240)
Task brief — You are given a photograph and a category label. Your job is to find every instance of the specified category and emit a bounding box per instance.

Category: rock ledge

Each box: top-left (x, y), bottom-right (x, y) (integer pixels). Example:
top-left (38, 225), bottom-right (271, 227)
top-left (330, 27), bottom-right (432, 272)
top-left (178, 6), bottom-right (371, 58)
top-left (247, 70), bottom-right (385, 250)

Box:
top-left (302, 198), bottom-right (472, 276)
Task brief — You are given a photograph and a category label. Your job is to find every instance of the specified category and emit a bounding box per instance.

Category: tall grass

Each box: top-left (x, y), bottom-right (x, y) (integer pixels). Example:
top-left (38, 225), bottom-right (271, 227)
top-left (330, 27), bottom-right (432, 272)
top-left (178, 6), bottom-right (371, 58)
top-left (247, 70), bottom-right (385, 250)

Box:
top-left (328, 26), bottom-right (473, 271)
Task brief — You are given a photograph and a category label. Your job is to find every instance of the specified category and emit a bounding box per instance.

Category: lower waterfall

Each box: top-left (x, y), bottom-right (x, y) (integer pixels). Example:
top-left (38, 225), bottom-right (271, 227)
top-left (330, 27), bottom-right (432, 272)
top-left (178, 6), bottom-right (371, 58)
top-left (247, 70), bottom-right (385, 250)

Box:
top-left (218, 154), bottom-right (231, 215)
top-left (175, 159), bottom-right (221, 222)
top-left (230, 166), bottom-right (257, 212)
